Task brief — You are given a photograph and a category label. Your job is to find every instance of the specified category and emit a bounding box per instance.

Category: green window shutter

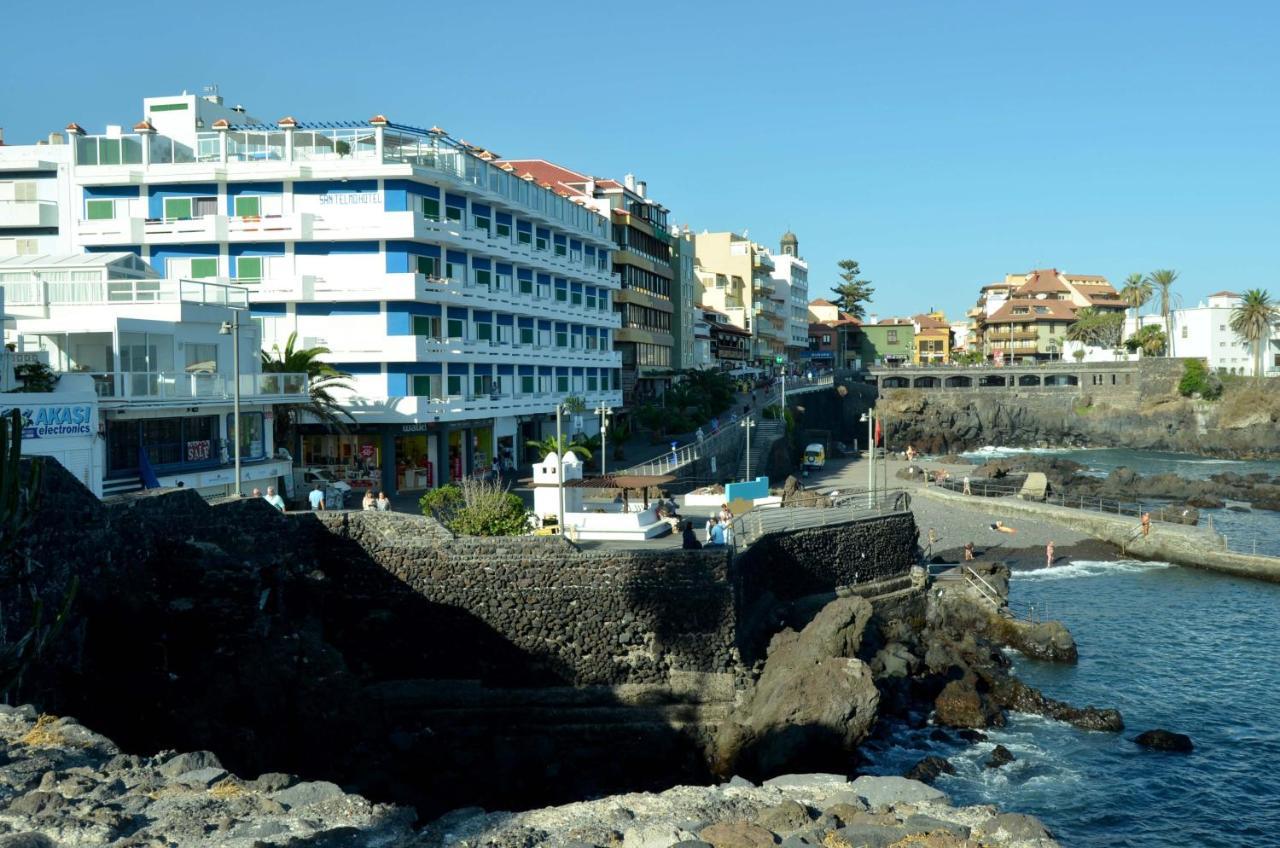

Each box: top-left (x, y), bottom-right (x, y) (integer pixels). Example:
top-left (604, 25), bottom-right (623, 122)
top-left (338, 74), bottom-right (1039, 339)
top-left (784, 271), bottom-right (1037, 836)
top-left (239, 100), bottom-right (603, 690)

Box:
top-left (476, 323), bottom-right (492, 341)
top-left (234, 195), bottom-right (261, 217)
top-left (412, 375), bottom-right (432, 396)
top-left (189, 258), bottom-right (218, 278)
top-left (415, 255), bottom-right (437, 276)
top-left (165, 197), bottom-right (192, 220)
top-left (236, 256), bottom-right (263, 281)
top-left (422, 197), bottom-right (440, 218)
top-left (86, 200), bottom-right (115, 220)
top-left (447, 376), bottom-right (462, 396)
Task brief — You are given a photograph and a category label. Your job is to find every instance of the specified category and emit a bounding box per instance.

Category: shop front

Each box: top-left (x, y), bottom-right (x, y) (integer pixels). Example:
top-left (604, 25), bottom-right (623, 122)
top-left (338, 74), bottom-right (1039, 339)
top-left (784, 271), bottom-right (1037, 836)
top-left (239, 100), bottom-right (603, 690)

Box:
top-left (299, 430), bottom-right (384, 494)
top-left (394, 424), bottom-right (436, 492)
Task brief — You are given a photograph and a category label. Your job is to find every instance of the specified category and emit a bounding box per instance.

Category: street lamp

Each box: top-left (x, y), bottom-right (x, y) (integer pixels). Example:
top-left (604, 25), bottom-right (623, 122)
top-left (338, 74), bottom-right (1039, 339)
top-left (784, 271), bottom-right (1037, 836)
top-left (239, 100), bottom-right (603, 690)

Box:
top-left (594, 403), bottom-right (612, 477)
top-left (860, 411), bottom-right (875, 508)
top-left (740, 417), bottom-right (756, 480)
top-left (219, 311), bottom-right (243, 497)
top-left (555, 402), bottom-right (566, 533)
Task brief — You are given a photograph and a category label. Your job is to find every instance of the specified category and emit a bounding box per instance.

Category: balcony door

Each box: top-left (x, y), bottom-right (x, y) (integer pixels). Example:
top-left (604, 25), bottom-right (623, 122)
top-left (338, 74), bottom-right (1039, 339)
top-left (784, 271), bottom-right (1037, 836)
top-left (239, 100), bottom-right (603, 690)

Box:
top-left (119, 331), bottom-right (174, 398)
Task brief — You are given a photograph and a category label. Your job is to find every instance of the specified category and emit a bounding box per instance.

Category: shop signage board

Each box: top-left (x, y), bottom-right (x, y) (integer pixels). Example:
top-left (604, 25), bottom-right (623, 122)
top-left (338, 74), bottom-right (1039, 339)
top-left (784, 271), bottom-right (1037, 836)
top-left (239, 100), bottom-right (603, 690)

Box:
top-left (0, 402), bottom-right (96, 441)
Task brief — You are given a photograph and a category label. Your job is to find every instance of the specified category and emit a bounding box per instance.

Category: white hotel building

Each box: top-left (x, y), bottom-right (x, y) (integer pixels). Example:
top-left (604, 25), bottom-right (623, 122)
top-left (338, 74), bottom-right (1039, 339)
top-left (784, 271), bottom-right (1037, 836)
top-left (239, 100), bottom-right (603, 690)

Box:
top-left (55, 91), bottom-right (622, 496)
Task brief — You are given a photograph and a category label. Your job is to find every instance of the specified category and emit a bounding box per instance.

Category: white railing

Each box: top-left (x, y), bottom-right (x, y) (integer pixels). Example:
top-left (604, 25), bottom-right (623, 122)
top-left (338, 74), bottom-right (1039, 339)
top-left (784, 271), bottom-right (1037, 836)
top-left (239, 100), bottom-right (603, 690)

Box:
top-left (729, 489), bottom-right (913, 550)
top-left (0, 277), bottom-right (249, 309)
top-left (89, 371), bottom-right (308, 401)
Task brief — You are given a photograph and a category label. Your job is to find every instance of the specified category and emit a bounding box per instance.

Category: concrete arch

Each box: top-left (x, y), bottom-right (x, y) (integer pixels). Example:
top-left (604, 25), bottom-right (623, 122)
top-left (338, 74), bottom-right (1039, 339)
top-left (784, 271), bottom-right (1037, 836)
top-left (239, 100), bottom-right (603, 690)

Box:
top-left (881, 376), bottom-right (910, 389)
top-left (944, 375), bottom-right (973, 388)
top-left (979, 374), bottom-right (1008, 387)
top-left (1018, 374), bottom-right (1042, 387)
top-left (912, 376), bottom-right (941, 389)
top-left (1043, 374), bottom-right (1079, 387)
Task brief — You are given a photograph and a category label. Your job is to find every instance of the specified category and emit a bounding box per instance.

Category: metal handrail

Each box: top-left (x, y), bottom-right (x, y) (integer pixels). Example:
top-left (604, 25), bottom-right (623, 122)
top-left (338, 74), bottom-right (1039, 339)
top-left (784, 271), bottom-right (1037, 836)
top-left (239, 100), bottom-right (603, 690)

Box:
top-left (729, 488), bottom-right (911, 552)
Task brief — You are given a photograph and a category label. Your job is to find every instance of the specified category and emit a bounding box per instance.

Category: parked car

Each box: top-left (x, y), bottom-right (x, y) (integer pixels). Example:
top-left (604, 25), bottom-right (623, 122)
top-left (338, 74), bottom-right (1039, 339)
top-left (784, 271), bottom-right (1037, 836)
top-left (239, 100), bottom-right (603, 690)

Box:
top-left (803, 443), bottom-right (826, 471)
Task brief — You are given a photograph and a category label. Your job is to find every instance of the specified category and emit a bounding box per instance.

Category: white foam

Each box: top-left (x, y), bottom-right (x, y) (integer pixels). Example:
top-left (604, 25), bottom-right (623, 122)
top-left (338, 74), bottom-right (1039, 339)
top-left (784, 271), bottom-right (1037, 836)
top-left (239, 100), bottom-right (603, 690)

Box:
top-left (1013, 559), bottom-right (1174, 582)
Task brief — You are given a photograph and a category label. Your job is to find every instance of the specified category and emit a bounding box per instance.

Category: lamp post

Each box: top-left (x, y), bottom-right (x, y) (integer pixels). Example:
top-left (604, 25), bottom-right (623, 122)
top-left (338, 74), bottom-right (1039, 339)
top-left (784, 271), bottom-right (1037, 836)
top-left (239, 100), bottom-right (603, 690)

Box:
top-left (555, 403), bottom-right (565, 533)
top-left (594, 404), bottom-right (612, 477)
top-left (860, 411), bottom-right (874, 508)
top-left (220, 311), bottom-right (243, 497)
top-left (741, 417), bottom-right (756, 480)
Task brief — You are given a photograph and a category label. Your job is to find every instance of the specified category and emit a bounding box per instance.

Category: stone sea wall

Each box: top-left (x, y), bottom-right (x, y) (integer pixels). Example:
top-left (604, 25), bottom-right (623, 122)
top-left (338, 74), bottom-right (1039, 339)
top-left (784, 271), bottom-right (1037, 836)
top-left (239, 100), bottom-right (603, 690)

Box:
top-left (314, 512), bottom-right (740, 686)
top-left (880, 359), bottom-right (1280, 458)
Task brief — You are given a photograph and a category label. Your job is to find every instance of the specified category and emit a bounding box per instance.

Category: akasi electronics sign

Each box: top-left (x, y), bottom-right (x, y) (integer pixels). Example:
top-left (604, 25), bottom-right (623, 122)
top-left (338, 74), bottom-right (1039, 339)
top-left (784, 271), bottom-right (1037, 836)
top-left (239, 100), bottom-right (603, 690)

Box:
top-left (0, 403), bottom-right (96, 440)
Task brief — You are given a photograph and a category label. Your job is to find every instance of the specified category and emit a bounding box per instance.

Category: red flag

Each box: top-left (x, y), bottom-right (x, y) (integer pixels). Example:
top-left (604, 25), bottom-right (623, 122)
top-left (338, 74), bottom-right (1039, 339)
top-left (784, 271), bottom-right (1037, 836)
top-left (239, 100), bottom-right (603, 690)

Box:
top-left (874, 418), bottom-right (883, 447)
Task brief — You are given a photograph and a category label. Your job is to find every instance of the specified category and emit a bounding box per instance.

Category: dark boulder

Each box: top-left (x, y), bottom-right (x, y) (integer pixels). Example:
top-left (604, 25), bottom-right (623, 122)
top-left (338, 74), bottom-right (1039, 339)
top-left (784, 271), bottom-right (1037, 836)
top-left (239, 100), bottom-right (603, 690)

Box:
top-left (989, 677), bottom-right (1123, 732)
top-left (1134, 729), bottom-right (1193, 752)
top-left (904, 755), bottom-right (955, 784)
top-left (1186, 495), bottom-right (1225, 509)
top-left (933, 675), bottom-right (1003, 729)
top-left (985, 744), bottom-right (1015, 769)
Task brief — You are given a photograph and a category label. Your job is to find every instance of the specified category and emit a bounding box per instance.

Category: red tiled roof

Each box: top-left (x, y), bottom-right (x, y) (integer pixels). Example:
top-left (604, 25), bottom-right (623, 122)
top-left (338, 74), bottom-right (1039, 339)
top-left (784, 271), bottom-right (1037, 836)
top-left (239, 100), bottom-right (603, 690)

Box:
top-left (1017, 269), bottom-right (1071, 295)
top-left (913, 313), bottom-right (949, 329)
top-left (987, 299), bottom-right (1078, 323)
top-left (809, 298), bottom-right (835, 306)
top-left (1209, 290), bottom-right (1239, 297)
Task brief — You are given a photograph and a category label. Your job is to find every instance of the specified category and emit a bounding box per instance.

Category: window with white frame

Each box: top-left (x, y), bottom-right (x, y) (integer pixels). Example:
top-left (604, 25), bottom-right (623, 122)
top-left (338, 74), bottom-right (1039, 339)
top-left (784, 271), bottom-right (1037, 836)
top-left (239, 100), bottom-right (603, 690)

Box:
top-left (86, 199), bottom-right (116, 220)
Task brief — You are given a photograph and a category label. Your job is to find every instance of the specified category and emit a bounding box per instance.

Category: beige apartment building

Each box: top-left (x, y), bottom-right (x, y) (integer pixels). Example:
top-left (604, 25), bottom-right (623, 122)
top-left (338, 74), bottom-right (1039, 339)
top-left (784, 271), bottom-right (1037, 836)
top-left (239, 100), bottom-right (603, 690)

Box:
top-left (970, 269), bottom-right (1126, 361)
top-left (693, 232), bottom-right (788, 371)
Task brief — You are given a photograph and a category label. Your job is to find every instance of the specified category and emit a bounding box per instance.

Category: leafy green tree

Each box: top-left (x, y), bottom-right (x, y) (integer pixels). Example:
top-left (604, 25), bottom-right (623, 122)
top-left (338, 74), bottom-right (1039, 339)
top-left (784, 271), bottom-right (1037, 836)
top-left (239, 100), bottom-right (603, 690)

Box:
top-left (1178, 358), bottom-right (1222, 399)
top-left (1146, 269), bottom-right (1179, 354)
top-left (1229, 288), bottom-right (1280, 381)
top-left (1120, 273), bottom-right (1153, 321)
top-left (1066, 308), bottom-right (1123, 349)
top-left (261, 332), bottom-right (355, 446)
top-left (1124, 324), bottom-right (1168, 357)
top-left (831, 260), bottom-right (875, 320)
top-left (7, 363), bottom-right (59, 394)
top-left (419, 479), bottom-right (530, 536)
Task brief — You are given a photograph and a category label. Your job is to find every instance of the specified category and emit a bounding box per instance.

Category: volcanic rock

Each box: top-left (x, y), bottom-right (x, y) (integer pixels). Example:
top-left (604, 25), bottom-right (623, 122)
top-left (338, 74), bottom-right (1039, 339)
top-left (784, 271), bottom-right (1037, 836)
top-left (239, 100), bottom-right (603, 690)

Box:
top-left (1134, 729), bottom-right (1194, 752)
top-left (904, 755), bottom-right (956, 784)
top-left (985, 744), bottom-right (1015, 769)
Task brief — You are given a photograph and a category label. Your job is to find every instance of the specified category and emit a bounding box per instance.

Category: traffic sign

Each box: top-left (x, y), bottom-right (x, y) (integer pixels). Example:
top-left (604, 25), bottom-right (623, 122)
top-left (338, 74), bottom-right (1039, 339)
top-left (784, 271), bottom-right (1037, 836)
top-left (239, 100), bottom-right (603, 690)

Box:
top-left (774, 355), bottom-right (785, 364)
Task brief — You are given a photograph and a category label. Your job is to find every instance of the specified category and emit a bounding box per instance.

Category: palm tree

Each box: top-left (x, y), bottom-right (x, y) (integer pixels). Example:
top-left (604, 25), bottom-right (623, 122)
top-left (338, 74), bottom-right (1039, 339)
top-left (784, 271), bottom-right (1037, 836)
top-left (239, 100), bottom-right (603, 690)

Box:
top-left (261, 332), bottom-right (355, 447)
top-left (1120, 272), bottom-right (1153, 341)
top-left (1146, 269), bottom-right (1179, 355)
top-left (1065, 307), bottom-right (1102, 346)
top-left (524, 435), bottom-right (593, 461)
top-left (1229, 288), bottom-right (1280, 381)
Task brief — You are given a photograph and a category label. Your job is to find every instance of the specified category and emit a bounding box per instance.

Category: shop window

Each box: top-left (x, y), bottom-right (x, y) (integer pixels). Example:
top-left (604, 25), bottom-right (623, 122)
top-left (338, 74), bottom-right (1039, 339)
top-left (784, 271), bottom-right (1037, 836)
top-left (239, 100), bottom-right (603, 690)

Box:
top-left (227, 412), bottom-right (265, 459)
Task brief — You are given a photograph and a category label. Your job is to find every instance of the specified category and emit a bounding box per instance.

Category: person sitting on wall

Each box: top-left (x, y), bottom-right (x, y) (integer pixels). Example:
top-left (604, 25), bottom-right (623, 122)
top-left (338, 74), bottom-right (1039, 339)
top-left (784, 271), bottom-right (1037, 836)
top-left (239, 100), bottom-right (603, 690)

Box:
top-left (681, 520), bottom-right (702, 550)
top-left (377, 491), bottom-right (391, 511)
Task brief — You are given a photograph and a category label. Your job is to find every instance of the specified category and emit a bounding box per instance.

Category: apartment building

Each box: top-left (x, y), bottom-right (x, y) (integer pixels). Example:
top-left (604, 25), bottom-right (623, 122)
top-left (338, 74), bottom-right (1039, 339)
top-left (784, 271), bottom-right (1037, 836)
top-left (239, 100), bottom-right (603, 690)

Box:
top-left (770, 231), bottom-right (810, 361)
top-left (0, 253), bottom-right (303, 498)
top-left (971, 269), bottom-right (1125, 361)
top-left (806, 299), bottom-right (862, 370)
top-left (912, 313), bottom-right (951, 364)
top-left (60, 92), bottom-right (622, 495)
top-left (497, 160), bottom-right (675, 404)
top-left (1130, 292), bottom-right (1280, 376)
top-left (694, 232), bottom-right (788, 370)
top-left (0, 132), bottom-right (75, 258)
top-left (856, 317), bottom-right (915, 366)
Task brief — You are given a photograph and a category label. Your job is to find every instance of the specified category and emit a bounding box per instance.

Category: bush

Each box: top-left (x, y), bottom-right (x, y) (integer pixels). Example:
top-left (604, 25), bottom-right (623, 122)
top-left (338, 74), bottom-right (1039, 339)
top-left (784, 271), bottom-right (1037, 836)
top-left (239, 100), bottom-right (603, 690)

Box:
top-left (1177, 359), bottom-right (1222, 400)
top-left (419, 479), bottom-right (530, 536)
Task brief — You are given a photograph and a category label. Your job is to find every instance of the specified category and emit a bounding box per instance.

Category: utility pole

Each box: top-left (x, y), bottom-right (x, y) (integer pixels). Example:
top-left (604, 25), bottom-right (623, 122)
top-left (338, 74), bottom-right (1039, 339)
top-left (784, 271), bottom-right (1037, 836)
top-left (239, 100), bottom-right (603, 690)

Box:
top-left (594, 404), bottom-right (611, 477)
top-left (556, 403), bottom-right (565, 533)
top-left (221, 310), bottom-right (243, 497)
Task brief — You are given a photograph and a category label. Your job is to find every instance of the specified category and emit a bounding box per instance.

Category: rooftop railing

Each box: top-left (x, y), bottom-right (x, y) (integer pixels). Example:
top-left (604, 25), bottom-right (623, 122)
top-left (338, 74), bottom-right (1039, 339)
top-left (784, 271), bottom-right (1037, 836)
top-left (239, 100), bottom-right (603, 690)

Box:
top-left (0, 278), bottom-right (249, 309)
top-left (90, 371), bottom-right (308, 402)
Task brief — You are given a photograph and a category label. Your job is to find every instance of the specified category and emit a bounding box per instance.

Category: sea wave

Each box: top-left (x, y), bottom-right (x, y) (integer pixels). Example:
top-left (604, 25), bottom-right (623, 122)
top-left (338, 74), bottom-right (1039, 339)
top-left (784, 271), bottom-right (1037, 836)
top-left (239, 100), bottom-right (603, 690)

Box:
top-left (1013, 559), bottom-right (1175, 582)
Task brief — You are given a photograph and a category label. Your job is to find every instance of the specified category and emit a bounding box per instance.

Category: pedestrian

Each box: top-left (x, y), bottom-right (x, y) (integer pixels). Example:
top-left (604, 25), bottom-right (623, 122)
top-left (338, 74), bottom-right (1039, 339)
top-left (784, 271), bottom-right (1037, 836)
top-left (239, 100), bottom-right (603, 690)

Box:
top-left (927, 528), bottom-right (938, 557)
top-left (704, 514), bottom-right (718, 544)
top-left (362, 490), bottom-right (376, 511)
top-left (963, 541), bottom-right (975, 561)
top-left (251, 487), bottom-right (262, 498)
top-left (1141, 512), bottom-right (1151, 538)
top-left (719, 503), bottom-right (733, 524)
top-left (264, 486), bottom-right (286, 512)
top-left (721, 518), bottom-right (735, 547)
top-left (962, 476), bottom-right (971, 496)
top-left (308, 483), bottom-right (326, 511)
top-left (681, 520), bottom-right (702, 550)
top-left (1046, 540), bottom-right (1055, 568)
top-left (696, 427), bottom-right (705, 443)
top-left (377, 491), bottom-right (391, 511)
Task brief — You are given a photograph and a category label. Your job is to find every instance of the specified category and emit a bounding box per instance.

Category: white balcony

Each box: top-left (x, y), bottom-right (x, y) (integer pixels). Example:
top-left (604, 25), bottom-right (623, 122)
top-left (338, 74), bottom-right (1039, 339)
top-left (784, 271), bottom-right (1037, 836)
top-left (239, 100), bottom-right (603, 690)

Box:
top-left (90, 371), bottom-right (308, 406)
top-left (1, 278), bottom-right (248, 319)
top-left (0, 199), bottom-right (59, 229)
top-left (77, 216), bottom-right (145, 245)
top-left (143, 215), bottom-right (227, 243)
top-left (324, 332), bottom-right (621, 369)
top-left (344, 389), bottom-right (623, 424)
top-left (226, 212), bottom-right (312, 241)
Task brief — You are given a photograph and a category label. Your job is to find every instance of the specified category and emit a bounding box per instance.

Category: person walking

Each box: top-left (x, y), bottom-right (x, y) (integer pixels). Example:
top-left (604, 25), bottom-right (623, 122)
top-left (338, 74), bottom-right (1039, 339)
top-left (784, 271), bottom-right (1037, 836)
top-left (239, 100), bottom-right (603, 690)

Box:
top-left (962, 476), bottom-right (972, 496)
top-left (1141, 512), bottom-right (1151, 538)
top-left (308, 484), bottom-right (326, 511)
top-left (1046, 540), bottom-right (1055, 568)
top-left (963, 541), bottom-right (976, 561)
top-left (264, 486), bottom-right (286, 512)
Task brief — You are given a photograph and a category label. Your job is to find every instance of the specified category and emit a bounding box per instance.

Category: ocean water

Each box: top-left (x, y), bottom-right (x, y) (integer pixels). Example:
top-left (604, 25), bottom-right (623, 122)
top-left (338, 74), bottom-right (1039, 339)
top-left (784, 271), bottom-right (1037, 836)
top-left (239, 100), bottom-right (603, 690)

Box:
top-left (863, 560), bottom-right (1280, 846)
top-left (958, 446), bottom-right (1280, 557)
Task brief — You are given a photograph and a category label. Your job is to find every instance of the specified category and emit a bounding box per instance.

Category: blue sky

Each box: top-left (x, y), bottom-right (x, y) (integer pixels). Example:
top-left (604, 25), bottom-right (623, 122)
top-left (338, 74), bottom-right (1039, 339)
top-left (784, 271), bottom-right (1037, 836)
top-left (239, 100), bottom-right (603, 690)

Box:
top-left (3, 0), bottom-right (1277, 319)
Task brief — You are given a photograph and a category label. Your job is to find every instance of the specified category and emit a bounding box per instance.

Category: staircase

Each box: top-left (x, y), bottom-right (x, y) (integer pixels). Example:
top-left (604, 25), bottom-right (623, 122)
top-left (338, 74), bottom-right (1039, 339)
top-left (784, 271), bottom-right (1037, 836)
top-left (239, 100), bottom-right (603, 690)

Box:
top-left (102, 475), bottom-right (144, 498)
top-left (736, 419), bottom-right (784, 480)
